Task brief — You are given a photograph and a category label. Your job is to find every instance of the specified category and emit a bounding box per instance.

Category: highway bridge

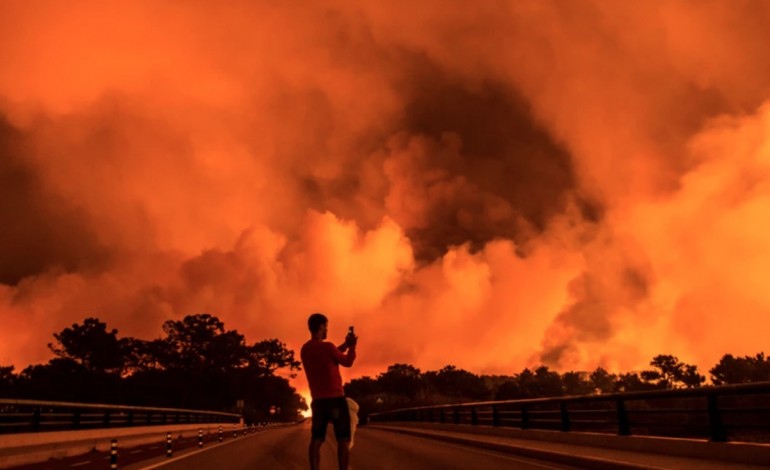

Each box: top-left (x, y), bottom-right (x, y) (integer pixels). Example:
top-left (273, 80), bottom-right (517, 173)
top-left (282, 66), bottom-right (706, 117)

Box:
top-left (5, 420), bottom-right (769, 470)
top-left (2, 382), bottom-right (770, 469)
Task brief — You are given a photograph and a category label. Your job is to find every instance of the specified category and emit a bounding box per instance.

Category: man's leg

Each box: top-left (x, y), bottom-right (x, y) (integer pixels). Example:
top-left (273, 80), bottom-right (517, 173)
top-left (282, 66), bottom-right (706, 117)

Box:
top-left (336, 439), bottom-right (350, 470)
top-left (332, 398), bottom-right (352, 470)
top-left (309, 399), bottom-right (328, 470)
top-left (309, 438), bottom-right (323, 470)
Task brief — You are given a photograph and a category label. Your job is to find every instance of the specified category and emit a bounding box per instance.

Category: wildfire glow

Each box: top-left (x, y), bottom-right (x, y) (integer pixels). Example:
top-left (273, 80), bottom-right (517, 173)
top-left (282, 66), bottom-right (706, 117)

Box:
top-left (2, 1), bottom-right (770, 383)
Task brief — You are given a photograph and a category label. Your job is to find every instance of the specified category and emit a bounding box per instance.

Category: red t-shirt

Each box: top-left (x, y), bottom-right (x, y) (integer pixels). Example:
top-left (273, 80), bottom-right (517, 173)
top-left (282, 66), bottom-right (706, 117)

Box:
top-left (301, 339), bottom-right (356, 400)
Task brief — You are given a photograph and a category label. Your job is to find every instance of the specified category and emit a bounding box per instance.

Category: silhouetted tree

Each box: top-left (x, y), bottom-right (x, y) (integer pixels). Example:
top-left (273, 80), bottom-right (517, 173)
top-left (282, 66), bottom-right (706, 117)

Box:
top-left (613, 372), bottom-right (658, 392)
top-left (19, 314), bottom-right (307, 419)
top-left (17, 358), bottom-right (121, 402)
top-left (494, 380), bottom-right (522, 400)
top-left (562, 371), bottom-right (594, 395)
top-left (48, 318), bottom-right (126, 375)
top-left (0, 366), bottom-right (15, 397)
top-left (423, 365), bottom-right (488, 401)
top-left (233, 372), bottom-right (306, 421)
top-left (518, 366), bottom-right (563, 398)
top-left (344, 376), bottom-right (379, 398)
top-left (247, 339), bottom-right (302, 378)
top-left (710, 353), bottom-right (770, 385)
top-left (590, 367), bottom-right (616, 394)
top-left (640, 355), bottom-right (705, 389)
top-left (160, 314), bottom-right (249, 373)
top-left (122, 338), bottom-right (173, 373)
top-left (378, 364), bottom-right (423, 399)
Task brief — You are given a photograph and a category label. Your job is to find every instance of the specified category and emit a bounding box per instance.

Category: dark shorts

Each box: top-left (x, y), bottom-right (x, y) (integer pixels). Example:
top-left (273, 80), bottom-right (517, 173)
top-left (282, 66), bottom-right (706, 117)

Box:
top-left (311, 397), bottom-right (351, 442)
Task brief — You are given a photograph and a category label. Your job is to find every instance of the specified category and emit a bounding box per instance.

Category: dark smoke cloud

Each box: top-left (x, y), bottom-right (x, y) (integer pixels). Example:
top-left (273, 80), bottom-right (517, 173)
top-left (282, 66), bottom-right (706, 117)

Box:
top-left (394, 63), bottom-right (588, 261)
top-left (298, 54), bottom-right (593, 262)
top-left (539, 252), bottom-right (655, 368)
top-left (2, 0), bottom-right (770, 383)
top-left (0, 117), bottom-right (110, 284)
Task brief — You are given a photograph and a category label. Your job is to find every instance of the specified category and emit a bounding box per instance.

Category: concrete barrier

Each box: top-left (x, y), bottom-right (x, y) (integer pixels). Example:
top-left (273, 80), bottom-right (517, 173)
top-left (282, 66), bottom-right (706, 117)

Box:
top-left (0, 422), bottom-right (235, 469)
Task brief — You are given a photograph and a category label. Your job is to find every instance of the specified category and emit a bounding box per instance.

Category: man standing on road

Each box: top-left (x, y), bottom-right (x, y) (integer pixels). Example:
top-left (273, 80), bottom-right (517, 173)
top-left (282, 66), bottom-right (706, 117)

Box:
top-left (301, 312), bottom-right (358, 470)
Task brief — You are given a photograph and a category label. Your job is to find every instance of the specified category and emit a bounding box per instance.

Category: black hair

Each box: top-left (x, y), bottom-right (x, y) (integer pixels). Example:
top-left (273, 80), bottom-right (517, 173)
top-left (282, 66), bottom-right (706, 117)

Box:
top-left (308, 313), bottom-right (328, 333)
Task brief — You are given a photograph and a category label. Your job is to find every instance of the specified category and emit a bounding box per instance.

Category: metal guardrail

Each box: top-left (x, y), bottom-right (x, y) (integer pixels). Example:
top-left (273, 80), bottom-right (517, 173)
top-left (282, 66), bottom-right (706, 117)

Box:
top-left (368, 381), bottom-right (770, 443)
top-left (0, 399), bottom-right (241, 434)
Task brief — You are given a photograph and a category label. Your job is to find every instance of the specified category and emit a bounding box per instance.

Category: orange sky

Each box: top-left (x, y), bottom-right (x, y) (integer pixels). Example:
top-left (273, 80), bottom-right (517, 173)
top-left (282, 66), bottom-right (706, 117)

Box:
top-left (2, 1), bottom-right (770, 395)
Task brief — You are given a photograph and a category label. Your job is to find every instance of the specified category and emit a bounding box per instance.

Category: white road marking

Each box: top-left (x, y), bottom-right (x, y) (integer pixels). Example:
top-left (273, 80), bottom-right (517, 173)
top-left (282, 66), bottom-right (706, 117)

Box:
top-left (69, 462), bottom-right (91, 467)
top-left (139, 431), bottom-right (263, 469)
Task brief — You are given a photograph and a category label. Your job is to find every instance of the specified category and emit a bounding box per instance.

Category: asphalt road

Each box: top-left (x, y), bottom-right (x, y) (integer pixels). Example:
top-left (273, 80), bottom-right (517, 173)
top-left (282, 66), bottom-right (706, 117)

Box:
top-left (150, 422), bottom-right (579, 470)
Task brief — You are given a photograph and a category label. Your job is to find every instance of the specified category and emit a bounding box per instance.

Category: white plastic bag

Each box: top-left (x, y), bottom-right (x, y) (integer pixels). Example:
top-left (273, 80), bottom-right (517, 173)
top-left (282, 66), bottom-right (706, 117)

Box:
top-left (346, 397), bottom-right (359, 449)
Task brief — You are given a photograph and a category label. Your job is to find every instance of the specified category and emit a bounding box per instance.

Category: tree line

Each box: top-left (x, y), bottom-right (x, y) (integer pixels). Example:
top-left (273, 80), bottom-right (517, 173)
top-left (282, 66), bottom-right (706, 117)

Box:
top-left (0, 315), bottom-right (307, 422)
top-left (4, 317), bottom-right (769, 424)
top-left (345, 353), bottom-right (770, 421)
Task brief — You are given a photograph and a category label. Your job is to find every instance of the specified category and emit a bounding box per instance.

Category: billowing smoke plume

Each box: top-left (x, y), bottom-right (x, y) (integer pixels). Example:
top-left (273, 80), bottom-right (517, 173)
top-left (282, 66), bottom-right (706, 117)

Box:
top-left (2, 1), bottom-right (770, 391)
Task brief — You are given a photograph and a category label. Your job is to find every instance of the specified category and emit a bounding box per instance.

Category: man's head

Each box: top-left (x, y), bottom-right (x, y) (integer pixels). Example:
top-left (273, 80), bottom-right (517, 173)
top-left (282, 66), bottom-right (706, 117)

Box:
top-left (308, 312), bottom-right (328, 339)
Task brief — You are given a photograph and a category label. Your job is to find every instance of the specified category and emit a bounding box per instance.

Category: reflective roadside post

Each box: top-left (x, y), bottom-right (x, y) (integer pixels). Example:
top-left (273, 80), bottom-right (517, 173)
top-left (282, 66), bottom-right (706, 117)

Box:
top-left (166, 432), bottom-right (172, 457)
top-left (110, 439), bottom-right (118, 469)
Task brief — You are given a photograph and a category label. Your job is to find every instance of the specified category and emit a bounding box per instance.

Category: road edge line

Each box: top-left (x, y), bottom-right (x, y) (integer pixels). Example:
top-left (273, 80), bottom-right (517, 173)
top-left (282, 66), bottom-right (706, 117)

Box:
top-left (135, 431), bottom-right (263, 469)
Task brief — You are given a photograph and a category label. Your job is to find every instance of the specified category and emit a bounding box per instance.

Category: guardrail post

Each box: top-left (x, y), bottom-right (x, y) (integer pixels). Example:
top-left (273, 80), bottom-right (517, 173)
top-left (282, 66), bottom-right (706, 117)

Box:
top-left (73, 410), bottom-right (81, 428)
top-left (559, 403), bottom-right (570, 432)
top-left (166, 432), bottom-right (172, 457)
top-left (428, 409), bottom-right (434, 423)
top-left (492, 405), bottom-right (500, 427)
top-left (616, 399), bottom-right (630, 436)
top-left (32, 407), bottom-right (41, 432)
top-left (127, 412), bottom-right (134, 427)
top-left (453, 407), bottom-right (460, 424)
top-left (110, 439), bottom-right (118, 469)
top-left (470, 407), bottom-right (477, 425)
top-left (520, 406), bottom-right (530, 429)
top-left (198, 428), bottom-right (203, 448)
top-left (439, 408), bottom-right (445, 423)
top-left (707, 393), bottom-right (727, 442)
top-left (104, 411), bottom-right (111, 427)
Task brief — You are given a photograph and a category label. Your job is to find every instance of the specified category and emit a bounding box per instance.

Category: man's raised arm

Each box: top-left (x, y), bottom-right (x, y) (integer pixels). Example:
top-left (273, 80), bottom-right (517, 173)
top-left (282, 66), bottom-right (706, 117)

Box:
top-left (330, 341), bottom-right (356, 367)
